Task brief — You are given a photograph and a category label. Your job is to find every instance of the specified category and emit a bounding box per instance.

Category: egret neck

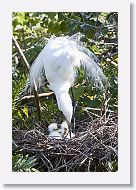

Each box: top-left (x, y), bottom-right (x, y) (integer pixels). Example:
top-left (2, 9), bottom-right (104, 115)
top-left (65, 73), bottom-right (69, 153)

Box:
top-left (49, 81), bottom-right (73, 133)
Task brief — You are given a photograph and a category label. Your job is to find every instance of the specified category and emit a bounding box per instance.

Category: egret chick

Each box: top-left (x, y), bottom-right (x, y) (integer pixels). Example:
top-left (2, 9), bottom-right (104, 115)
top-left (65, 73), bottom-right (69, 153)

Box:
top-left (48, 123), bottom-right (58, 133)
top-left (48, 123), bottom-right (62, 139)
top-left (60, 121), bottom-right (75, 139)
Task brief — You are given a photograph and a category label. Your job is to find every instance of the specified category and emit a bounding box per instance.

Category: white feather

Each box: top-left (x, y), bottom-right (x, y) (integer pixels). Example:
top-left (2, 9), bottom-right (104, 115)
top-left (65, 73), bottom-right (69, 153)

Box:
top-left (58, 121), bottom-right (75, 139)
top-left (58, 121), bottom-right (69, 136)
top-left (27, 34), bottom-right (106, 124)
top-left (48, 123), bottom-right (62, 139)
top-left (48, 131), bottom-right (62, 139)
top-left (48, 123), bottom-right (58, 133)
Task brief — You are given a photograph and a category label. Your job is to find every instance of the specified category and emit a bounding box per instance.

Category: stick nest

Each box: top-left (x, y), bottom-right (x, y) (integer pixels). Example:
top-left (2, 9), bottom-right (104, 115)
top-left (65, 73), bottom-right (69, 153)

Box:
top-left (13, 112), bottom-right (118, 172)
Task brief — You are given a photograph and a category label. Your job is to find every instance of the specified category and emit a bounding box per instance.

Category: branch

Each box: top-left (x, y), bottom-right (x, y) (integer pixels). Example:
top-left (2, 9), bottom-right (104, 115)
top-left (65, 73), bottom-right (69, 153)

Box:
top-left (20, 92), bottom-right (54, 104)
top-left (12, 35), bottom-right (30, 72)
top-left (12, 35), bottom-right (41, 121)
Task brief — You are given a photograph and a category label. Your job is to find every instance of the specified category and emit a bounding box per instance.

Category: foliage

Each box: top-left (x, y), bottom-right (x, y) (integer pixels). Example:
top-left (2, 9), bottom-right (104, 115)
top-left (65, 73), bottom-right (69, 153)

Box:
top-left (12, 12), bottom-right (118, 172)
top-left (12, 153), bottom-right (38, 172)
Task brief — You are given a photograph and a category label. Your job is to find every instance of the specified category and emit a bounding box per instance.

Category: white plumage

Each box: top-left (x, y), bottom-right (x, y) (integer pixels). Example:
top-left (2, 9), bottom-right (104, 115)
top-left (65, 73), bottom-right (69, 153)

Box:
top-left (27, 33), bottom-right (106, 136)
top-left (48, 123), bottom-right (58, 133)
top-left (48, 131), bottom-right (62, 139)
top-left (48, 123), bottom-right (62, 139)
top-left (48, 121), bottom-right (75, 139)
top-left (59, 121), bottom-right (75, 139)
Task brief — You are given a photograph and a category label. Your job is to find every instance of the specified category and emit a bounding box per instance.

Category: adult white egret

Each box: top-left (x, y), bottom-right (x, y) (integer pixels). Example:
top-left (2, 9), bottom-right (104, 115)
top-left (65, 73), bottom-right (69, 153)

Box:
top-left (27, 33), bottom-right (106, 137)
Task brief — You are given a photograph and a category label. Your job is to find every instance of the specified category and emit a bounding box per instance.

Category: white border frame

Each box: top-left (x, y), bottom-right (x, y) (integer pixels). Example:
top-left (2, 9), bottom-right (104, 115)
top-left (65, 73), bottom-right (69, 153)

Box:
top-left (0, 0), bottom-right (130, 184)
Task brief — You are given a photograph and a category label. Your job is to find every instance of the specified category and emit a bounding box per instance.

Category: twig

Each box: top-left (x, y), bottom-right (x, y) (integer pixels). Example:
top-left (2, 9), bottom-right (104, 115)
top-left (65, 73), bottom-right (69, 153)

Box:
top-left (40, 152), bottom-right (54, 170)
top-left (83, 107), bottom-right (115, 113)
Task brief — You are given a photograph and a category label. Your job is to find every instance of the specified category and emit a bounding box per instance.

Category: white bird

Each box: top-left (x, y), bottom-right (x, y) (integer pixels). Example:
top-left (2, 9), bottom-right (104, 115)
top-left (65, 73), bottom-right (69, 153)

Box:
top-left (59, 121), bottom-right (75, 139)
top-left (48, 123), bottom-right (62, 139)
top-left (27, 33), bottom-right (106, 137)
top-left (48, 123), bottom-right (58, 133)
top-left (58, 121), bottom-right (69, 137)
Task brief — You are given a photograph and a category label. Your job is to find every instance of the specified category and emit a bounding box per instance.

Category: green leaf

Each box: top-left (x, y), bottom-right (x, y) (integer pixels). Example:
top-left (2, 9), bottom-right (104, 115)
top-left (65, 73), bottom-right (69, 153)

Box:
top-left (17, 14), bottom-right (25, 25)
top-left (12, 154), bottom-right (38, 172)
top-left (46, 12), bottom-right (57, 19)
top-left (72, 85), bottom-right (85, 100)
top-left (22, 106), bottom-right (28, 118)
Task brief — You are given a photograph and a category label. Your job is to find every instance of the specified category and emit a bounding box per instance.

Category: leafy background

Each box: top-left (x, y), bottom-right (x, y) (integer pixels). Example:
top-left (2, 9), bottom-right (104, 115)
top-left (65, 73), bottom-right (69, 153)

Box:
top-left (12, 12), bottom-right (118, 172)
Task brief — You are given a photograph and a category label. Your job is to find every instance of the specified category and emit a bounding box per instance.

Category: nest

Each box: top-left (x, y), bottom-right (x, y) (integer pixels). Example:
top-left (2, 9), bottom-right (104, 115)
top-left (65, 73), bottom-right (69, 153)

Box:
top-left (13, 111), bottom-right (118, 172)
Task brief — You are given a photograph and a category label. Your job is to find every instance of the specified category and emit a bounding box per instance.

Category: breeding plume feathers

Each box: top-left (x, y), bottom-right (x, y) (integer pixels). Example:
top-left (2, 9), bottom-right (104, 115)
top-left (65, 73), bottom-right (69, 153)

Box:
top-left (28, 33), bottom-right (106, 91)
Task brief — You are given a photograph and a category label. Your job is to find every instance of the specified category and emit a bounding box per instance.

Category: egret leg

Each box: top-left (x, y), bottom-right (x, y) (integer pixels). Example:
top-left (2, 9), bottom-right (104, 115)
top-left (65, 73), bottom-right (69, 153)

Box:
top-left (69, 123), bottom-right (72, 139)
top-left (66, 120), bottom-right (72, 138)
top-left (70, 88), bottom-right (76, 134)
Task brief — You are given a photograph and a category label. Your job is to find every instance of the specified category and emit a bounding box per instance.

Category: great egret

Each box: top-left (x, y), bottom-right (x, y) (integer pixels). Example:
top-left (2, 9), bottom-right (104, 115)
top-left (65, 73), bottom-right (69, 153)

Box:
top-left (27, 33), bottom-right (106, 138)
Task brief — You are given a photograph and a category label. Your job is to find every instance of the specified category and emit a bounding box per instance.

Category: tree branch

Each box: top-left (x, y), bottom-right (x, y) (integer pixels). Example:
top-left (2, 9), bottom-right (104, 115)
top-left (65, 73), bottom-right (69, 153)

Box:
top-left (12, 35), bottom-right (42, 121)
top-left (20, 92), bottom-right (54, 104)
top-left (12, 36), bottom-right (30, 72)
